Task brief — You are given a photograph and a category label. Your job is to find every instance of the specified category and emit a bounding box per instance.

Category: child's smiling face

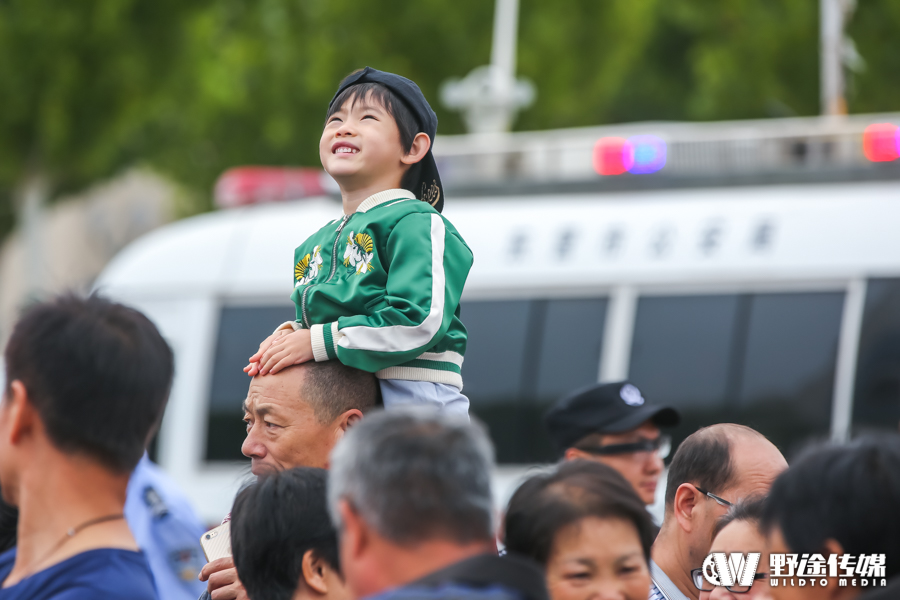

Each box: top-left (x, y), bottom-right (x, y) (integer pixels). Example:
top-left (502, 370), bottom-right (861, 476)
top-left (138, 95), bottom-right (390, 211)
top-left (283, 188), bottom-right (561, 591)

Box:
top-left (320, 91), bottom-right (407, 190)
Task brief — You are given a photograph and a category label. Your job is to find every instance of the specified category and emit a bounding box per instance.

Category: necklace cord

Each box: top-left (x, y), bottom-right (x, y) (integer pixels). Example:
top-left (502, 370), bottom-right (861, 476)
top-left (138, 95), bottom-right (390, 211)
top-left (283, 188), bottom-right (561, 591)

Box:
top-left (19, 513), bottom-right (126, 580)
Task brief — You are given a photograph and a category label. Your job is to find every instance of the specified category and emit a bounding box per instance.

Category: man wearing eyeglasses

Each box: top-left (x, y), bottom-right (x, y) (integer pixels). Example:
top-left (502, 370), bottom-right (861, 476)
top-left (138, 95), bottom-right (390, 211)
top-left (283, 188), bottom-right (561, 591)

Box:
top-left (544, 381), bottom-right (680, 507)
top-left (648, 424), bottom-right (787, 600)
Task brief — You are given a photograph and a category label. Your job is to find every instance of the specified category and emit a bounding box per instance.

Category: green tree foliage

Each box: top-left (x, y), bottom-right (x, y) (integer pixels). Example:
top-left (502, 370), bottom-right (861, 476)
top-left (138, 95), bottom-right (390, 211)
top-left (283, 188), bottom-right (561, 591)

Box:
top-left (0, 0), bottom-right (210, 237)
top-left (0, 0), bottom-right (898, 240)
top-left (847, 0), bottom-right (900, 114)
top-left (517, 0), bottom-right (822, 128)
top-left (145, 0), bottom-right (495, 196)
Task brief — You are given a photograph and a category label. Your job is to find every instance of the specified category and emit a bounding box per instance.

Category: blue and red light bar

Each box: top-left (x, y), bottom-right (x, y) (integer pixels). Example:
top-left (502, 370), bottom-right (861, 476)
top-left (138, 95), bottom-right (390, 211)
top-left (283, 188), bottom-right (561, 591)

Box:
top-left (593, 135), bottom-right (667, 176)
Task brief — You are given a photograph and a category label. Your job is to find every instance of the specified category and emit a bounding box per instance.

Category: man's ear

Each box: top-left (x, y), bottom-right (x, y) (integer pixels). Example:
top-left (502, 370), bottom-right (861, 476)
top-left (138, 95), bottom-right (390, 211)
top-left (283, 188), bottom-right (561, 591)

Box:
top-left (339, 499), bottom-right (368, 561)
top-left (820, 539), bottom-right (859, 600)
top-left (300, 549), bottom-right (328, 595)
top-left (7, 381), bottom-right (36, 446)
top-left (400, 133), bottom-right (431, 166)
top-left (673, 483), bottom-right (700, 534)
top-left (334, 409), bottom-right (363, 441)
top-left (324, 410), bottom-right (362, 469)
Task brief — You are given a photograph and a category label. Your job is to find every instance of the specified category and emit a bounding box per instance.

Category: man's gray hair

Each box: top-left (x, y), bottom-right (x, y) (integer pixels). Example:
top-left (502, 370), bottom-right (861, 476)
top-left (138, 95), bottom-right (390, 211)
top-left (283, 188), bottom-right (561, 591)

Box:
top-left (328, 408), bottom-right (496, 545)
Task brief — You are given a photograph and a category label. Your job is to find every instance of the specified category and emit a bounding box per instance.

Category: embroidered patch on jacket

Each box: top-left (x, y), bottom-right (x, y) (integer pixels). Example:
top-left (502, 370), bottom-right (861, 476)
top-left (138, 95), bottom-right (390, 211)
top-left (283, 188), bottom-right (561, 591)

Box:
top-left (294, 245), bottom-right (323, 287)
top-left (342, 231), bottom-right (375, 274)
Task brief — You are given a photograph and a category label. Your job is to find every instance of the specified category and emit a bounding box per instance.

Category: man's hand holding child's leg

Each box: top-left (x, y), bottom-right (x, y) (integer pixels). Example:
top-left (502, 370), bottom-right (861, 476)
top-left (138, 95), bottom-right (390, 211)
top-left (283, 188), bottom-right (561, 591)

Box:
top-left (244, 329), bottom-right (291, 376)
top-left (254, 328), bottom-right (314, 375)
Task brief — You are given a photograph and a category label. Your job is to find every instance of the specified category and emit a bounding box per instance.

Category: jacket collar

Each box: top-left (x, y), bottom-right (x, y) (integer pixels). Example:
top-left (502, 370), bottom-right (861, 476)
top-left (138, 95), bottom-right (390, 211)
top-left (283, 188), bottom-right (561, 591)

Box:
top-left (356, 189), bottom-right (416, 214)
top-left (410, 553), bottom-right (549, 600)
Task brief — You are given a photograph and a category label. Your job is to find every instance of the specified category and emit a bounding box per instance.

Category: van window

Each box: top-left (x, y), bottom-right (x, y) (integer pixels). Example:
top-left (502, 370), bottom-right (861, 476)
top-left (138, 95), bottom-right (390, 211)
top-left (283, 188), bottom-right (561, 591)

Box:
top-left (462, 298), bottom-right (607, 463)
top-left (206, 305), bottom-right (296, 461)
top-left (737, 293), bottom-right (843, 447)
top-left (629, 295), bottom-right (739, 409)
top-left (536, 299), bottom-right (609, 399)
top-left (629, 292), bottom-right (844, 456)
top-left (460, 301), bottom-right (531, 403)
top-left (854, 279), bottom-right (900, 432)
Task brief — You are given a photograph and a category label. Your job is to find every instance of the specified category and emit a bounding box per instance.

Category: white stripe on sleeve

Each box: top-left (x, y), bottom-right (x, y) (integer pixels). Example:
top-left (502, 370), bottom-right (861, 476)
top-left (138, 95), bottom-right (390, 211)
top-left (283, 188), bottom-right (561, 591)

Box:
top-left (338, 214), bottom-right (446, 353)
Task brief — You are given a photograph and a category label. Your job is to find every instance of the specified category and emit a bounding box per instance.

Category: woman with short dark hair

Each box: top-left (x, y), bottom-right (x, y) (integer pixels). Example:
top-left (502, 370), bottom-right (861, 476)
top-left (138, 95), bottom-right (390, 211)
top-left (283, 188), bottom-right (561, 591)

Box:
top-left (503, 460), bottom-right (654, 600)
top-left (231, 468), bottom-right (349, 600)
top-left (694, 496), bottom-right (769, 599)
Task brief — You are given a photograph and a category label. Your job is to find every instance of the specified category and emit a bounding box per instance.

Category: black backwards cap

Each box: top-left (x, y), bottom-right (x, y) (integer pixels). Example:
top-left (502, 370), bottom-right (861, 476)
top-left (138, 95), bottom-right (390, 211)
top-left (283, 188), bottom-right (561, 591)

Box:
top-left (544, 381), bottom-right (681, 454)
top-left (329, 67), bottom-right (444, 213)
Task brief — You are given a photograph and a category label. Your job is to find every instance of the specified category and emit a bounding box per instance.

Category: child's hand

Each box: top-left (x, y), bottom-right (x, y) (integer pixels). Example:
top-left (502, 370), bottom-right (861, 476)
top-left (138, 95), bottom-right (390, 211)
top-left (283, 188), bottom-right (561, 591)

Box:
top-left (256, 329), bottom-right (315, 375)
top-left (245, 329), bottom-right (291, 376)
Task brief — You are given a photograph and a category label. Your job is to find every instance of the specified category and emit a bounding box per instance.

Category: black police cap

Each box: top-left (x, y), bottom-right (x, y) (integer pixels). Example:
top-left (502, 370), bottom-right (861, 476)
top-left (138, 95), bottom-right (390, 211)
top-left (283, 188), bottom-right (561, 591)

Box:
top-left (544, 381), bottom-right (680, 453)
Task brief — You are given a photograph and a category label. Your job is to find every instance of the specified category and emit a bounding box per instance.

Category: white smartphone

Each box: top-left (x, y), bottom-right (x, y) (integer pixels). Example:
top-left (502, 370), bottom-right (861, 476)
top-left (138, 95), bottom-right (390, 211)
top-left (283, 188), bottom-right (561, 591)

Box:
top-left (199, 522), bottom-right (232, 562)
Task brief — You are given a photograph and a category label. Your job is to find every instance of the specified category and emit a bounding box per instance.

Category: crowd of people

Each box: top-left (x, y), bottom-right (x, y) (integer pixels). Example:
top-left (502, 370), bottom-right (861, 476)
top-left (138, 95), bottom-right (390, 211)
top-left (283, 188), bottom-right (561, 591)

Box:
top-left (0, 294), bottom-right (897, 600)
top-left (0, 68), bottom-right (898, 600)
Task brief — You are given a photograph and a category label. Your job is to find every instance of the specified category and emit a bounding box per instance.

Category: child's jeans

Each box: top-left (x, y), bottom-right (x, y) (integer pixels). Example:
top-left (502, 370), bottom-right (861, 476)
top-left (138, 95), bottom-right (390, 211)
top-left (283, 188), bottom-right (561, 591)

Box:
top-left (379, 379), bottom-right (470, 417)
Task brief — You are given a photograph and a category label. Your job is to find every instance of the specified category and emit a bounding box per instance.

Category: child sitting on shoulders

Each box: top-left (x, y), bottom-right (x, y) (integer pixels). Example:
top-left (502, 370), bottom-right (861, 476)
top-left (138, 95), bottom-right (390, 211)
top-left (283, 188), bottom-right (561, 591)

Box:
top-left (245, 67), bottom-right (473, 415)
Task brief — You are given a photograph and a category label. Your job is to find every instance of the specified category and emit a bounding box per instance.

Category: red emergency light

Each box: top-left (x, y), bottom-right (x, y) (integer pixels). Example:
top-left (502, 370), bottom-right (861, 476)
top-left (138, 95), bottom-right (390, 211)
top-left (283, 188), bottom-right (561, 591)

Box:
top-left (214, 167), bottom-right (333, 208)
top-left (862, 123), bottom-right (900, 163)
top-left (593, 137), bottom-right (634, 176)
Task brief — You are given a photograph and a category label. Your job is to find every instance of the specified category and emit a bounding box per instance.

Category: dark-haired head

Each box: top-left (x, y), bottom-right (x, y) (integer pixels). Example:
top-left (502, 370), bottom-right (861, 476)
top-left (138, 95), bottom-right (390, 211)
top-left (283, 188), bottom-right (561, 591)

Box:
top-left (325, 79), bottom-right (424, 194)
top-left (3, 293), bottom-right (173, 474)
top-left (705, 497), bottom-right (770, 597)
top-left (504, 461), bottom-right (653, 598)
top-left (326, 80), bottom-right (419, 154)
top-left (504, 460), bottom-right (655, 565)
top-left (761, 435), bottom-right (900, 580)
top-left (231, 468), bottom-right (343, 600)
top-left (713, 495), bottom-right (767, 539)
top-left (242, 362), bottom-right (378, 476)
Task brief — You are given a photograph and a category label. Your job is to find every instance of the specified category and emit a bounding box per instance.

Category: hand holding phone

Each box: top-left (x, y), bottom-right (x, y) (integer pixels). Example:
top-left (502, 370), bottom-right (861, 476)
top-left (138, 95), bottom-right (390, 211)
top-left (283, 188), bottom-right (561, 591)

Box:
top-left (199, 522), bottom-right (232, 562)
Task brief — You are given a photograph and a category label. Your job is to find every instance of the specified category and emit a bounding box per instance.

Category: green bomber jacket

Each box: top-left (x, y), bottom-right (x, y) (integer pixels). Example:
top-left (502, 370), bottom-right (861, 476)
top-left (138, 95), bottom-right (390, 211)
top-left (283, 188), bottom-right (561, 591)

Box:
top-left (282, 189), bottom-right (474, 390)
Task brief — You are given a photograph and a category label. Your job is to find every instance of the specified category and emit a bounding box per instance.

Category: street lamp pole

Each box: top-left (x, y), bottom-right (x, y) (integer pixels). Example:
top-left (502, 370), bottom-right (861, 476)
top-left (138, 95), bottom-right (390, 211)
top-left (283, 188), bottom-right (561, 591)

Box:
top-left (491, 0), bottom-right (519, 99)
top-left (440, 0), bottom-right (534, 133)
top-left (820, 0), bottom-right (858, 116)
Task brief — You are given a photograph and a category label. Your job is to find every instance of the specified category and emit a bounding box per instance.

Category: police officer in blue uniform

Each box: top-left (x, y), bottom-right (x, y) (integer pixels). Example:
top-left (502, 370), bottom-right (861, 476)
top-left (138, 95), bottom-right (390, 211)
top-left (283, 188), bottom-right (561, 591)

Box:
top-left (125, 454), bottom-right (208, 600)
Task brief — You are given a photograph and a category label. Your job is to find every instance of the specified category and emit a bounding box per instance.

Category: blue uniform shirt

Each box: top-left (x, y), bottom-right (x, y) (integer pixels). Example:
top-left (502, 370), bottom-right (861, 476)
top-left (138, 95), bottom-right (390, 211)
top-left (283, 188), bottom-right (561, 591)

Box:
top-left (0, 547), bottom-right (157, 599)
top-left (125, 455), bottom-right (208, 600)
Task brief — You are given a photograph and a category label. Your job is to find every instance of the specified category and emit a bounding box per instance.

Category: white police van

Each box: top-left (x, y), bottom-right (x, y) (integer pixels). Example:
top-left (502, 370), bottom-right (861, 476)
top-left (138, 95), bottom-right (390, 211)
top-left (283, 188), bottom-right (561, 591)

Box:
top-left (96, 180), bottom-right (900, 522)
